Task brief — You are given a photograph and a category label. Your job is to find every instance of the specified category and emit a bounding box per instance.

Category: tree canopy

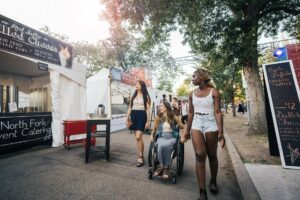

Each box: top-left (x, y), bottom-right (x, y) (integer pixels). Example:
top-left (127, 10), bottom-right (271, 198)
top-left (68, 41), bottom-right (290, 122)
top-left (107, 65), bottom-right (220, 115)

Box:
top-left (100, 0), bottom-right (300, 134)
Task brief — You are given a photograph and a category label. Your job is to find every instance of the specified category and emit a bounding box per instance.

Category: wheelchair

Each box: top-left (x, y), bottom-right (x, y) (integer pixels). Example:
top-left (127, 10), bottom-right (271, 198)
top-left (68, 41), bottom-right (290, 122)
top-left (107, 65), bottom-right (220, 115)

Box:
top-left (147, 127), bottom-right (184, 184)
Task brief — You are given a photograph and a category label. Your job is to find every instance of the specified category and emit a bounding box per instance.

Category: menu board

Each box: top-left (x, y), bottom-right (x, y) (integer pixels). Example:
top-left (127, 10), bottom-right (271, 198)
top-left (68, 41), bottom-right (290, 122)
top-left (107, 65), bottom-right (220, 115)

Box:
top-left (263, 61), bottom-right (300, 169)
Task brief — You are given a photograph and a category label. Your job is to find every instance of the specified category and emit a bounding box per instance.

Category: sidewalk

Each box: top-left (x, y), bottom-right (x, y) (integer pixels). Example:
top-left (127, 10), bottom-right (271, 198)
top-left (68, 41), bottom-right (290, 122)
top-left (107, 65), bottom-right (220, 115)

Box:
top-left (224, 114), bottom-right (300, 200)
top-left (245, 164), bottom-right (300, 200)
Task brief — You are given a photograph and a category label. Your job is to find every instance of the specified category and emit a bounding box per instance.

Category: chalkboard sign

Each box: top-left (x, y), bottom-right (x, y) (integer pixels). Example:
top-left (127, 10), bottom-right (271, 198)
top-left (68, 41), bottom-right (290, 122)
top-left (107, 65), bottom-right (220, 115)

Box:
top-left (0, 112), bottom-right (52, 153)
top-left (263, 61), bottom-right (300, 169)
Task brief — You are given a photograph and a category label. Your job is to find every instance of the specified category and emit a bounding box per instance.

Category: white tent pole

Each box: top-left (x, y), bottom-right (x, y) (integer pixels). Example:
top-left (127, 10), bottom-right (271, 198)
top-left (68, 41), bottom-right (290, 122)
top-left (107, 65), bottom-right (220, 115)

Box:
top-left (108, 67), bottom-right (112, 120)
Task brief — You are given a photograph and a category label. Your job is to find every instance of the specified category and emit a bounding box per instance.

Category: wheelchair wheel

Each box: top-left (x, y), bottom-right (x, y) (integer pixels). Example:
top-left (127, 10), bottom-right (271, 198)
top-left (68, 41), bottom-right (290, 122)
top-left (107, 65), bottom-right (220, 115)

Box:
top-left (148, 142), bottom-right (154, 167)
top-left (148, 170), bottom-right (153, 180)
top-left (172, 174), bottom-right (177, 184)
top-left (177, 142), bottom-right (184, 175)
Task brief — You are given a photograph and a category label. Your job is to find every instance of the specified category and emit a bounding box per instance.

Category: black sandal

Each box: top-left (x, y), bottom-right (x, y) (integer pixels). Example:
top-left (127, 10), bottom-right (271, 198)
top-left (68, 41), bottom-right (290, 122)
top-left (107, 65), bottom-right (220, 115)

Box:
top-left (136, 156), bottom-right (144, 167)
top-left (209, 180), bottom-right (218, 194)
top-left (197, 189), bottom-right (207, 200)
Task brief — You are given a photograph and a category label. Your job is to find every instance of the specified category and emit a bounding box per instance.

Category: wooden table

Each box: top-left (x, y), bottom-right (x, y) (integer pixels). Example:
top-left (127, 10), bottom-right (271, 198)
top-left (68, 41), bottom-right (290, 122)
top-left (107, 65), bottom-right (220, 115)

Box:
top-left (85, 118), bottom-right (111, 163)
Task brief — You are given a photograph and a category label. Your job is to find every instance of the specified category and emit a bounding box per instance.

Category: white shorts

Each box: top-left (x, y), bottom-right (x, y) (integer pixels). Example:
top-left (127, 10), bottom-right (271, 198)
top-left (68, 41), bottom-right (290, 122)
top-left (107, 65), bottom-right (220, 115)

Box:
top-left (191, 114), bottom-right (218, 134)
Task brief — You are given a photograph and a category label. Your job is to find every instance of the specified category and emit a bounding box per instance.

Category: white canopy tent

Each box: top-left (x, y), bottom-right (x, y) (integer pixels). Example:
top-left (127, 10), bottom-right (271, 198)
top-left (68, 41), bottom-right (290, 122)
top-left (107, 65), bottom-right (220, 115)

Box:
top-left (86, 68), bottom-right (111, 117)
top-left (87, 68), bottom-right (128, 132)
top-left (86, 68), bottom-right (174, 132)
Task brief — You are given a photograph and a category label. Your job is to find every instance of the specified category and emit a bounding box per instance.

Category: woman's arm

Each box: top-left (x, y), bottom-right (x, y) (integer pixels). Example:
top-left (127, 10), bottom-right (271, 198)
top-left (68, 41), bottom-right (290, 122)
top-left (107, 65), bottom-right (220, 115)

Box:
top-left (126, 99), bottom-right (132, 120)
top-left (150, 117), bottom-right (160, 141)
top-left (125, 100), bottom-right (132, 127)
top-left (186, 91), bottom-right (194, 136)
top-left (174, 116), bottom-right (184, 129)
top-left (146, 96), bottom-right (151, 123)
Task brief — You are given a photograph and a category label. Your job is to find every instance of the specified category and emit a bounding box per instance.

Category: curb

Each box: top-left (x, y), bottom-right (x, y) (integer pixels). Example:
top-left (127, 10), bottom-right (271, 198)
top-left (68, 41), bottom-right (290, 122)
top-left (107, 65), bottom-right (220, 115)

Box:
top-left (224, 130), bottom-right (262, 200)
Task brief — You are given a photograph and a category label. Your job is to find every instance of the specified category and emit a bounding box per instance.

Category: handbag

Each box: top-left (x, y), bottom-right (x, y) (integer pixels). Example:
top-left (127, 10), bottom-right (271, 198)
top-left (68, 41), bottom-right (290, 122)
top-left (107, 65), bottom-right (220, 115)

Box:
top-left (127, 117), bottom-right (133, 128)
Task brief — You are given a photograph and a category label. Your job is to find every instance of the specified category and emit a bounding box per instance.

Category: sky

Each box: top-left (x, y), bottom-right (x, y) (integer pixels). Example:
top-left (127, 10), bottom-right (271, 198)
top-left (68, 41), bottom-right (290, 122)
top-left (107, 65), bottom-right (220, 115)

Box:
top-left (0, 0), bottom-right (192, 58)
top-left (1, 0), bottom-right (287, 92)
top-left (0, 0), bottom-right (194, 91)
top-left (0, 0), bottom-right (109, 43)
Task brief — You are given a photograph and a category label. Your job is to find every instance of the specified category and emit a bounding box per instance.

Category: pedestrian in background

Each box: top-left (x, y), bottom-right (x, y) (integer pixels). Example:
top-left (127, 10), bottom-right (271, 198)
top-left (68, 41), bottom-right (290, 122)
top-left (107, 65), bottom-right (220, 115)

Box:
top-left (160, 94), bottom-right (168, 103)
top-left (183, 68), bottom-right (225, 200)
top-left (238, 100), bottom-right (245, 115)
top-left (126, 80), bottom-right (151, 167)
top-left (181, 98), bottom-right (189, 124)
top-left (171, 97), bottom-right (180, 116)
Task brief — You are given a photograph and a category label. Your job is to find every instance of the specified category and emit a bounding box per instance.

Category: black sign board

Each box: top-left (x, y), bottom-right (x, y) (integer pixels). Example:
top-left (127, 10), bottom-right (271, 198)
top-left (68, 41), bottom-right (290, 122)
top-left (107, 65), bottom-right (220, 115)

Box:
top-left (38, 62), bottom-right (48, 71)
top-left (0, 14), bottom-right (72, 68)
top-left (263, 61), bottom-right (300, 169)
top-left (0, 113), bottom-right (52, 153)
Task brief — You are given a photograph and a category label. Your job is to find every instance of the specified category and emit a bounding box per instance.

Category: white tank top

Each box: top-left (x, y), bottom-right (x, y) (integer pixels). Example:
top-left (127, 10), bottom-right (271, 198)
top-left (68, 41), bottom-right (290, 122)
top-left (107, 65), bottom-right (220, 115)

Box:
top-left (192, 88), bottom-right (214, 114)
top-left (162, 121), bottom-right (172, 132)
top-left (132, 95), bottom-right (145, 110)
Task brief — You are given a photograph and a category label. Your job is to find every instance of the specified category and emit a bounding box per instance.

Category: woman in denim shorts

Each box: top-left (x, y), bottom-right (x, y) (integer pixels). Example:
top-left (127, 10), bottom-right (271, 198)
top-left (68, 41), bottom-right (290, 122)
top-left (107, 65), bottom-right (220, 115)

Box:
top-left (182, 69), bottom-right (225, 200)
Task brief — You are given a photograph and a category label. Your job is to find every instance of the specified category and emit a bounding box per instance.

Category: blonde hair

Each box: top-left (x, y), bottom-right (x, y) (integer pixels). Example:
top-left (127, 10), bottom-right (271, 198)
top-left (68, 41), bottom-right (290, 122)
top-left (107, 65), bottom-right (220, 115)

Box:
top-left (194, 68), bottom-right (215, 88)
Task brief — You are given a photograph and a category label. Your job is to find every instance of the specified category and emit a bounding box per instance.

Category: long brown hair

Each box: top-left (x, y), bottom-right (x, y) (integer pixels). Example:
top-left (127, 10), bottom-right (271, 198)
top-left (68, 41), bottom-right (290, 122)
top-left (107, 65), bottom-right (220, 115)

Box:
top-left (130, 80), bottom-right (151, 109)
top-left (158, 101), bottom-right (175, 124)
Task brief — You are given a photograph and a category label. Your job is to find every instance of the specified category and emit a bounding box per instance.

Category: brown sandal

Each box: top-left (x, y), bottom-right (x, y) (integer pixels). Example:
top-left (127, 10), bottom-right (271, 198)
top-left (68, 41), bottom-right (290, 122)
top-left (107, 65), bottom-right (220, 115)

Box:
top-left (154, 167), bottom-right (164, 176)
top-left (162, 168), bottom-right (170, 179)
top-left (136, 156), bottom-right (144, 167)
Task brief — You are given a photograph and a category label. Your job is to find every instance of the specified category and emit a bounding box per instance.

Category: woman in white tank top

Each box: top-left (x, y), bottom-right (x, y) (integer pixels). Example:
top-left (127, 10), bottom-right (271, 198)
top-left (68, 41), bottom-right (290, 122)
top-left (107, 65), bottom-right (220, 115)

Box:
top-left (182, 69), bottom-right (225, 200)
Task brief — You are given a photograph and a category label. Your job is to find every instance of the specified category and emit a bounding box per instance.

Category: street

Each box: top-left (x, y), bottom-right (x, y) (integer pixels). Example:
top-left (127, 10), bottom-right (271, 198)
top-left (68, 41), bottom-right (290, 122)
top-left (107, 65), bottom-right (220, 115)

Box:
top-left (0, 130), bottom-right (242, 200)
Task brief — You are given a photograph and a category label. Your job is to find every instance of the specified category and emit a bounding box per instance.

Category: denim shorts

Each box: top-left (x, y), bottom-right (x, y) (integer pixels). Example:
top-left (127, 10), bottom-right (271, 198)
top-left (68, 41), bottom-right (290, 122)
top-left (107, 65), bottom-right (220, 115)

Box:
top-left (191, 114), bottom-right (218, 133)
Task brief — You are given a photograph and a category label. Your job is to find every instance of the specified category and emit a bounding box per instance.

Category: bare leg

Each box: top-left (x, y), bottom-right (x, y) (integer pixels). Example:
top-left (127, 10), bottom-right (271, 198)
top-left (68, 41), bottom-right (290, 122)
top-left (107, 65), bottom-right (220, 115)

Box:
top-left (135, 131), bottom-right (144, 157)
top-left (205, 131), bottom-right (218, 183)
top-left (205, 131), bottom-right (219, 194)
top-left (191, 130), bottom-right (207, 190)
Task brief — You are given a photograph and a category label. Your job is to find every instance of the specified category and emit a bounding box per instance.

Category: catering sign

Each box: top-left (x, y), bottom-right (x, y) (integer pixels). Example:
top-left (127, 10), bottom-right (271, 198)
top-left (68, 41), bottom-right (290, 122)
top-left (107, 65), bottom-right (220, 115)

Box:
top-left (0, 14), bottom-right (73, 68)
top-left (0, 113), bottom-right (52, 150)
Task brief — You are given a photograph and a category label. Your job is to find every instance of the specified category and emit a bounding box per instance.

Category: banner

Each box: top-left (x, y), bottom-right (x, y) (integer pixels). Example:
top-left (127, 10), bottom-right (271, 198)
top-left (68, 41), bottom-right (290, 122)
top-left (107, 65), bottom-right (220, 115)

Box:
top-left (110, 67), bottom-right (152, 88)
top-left (0, 14), bottom-right (73, 68)
top-left (0, 113), bottom-right (52, 150)
top-left (287, 44), bottom-right (300, 87)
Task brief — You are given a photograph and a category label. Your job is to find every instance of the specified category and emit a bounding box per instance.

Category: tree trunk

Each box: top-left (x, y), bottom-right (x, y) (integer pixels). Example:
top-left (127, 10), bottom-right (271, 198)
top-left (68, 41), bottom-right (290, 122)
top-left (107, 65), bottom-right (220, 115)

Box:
top-left (232, 100), bottom-right (236, 117)
top-left (231, 90), bottom-right (236, 117)
top-left (243, 66), bottom-right (268, 134)
top-left (241, 19), bottom-right (268, 134)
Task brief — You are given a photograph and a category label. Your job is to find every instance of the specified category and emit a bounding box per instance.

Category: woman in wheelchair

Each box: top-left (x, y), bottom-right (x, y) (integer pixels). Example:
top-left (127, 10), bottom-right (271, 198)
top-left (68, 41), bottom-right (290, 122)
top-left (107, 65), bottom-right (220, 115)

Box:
top-left (150, 101), bottom-right (186, 179)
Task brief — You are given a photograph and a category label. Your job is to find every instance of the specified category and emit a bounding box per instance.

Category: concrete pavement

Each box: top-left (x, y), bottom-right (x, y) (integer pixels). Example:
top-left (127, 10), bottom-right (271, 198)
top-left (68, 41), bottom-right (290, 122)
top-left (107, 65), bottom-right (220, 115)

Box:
top-left (245, 164), bottom-right (300, 200)
top-left (0, 129), bottom-right (242, 200)
top-left (224, 115), bottom-right (300, 200)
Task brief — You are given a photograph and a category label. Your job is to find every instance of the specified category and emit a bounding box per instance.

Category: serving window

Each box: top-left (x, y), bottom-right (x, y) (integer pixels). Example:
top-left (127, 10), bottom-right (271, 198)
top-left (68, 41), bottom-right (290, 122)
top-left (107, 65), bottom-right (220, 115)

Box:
top-left (0, 50), bottom-right (51, 113)
top-left (0, 75), bottom-right (51, 113)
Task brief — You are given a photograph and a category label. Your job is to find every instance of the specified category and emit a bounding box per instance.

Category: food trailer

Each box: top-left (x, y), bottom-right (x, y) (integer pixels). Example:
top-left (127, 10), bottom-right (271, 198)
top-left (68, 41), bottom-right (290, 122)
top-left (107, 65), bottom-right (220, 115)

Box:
top-left (0, 15), bottom-right (87, 153)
